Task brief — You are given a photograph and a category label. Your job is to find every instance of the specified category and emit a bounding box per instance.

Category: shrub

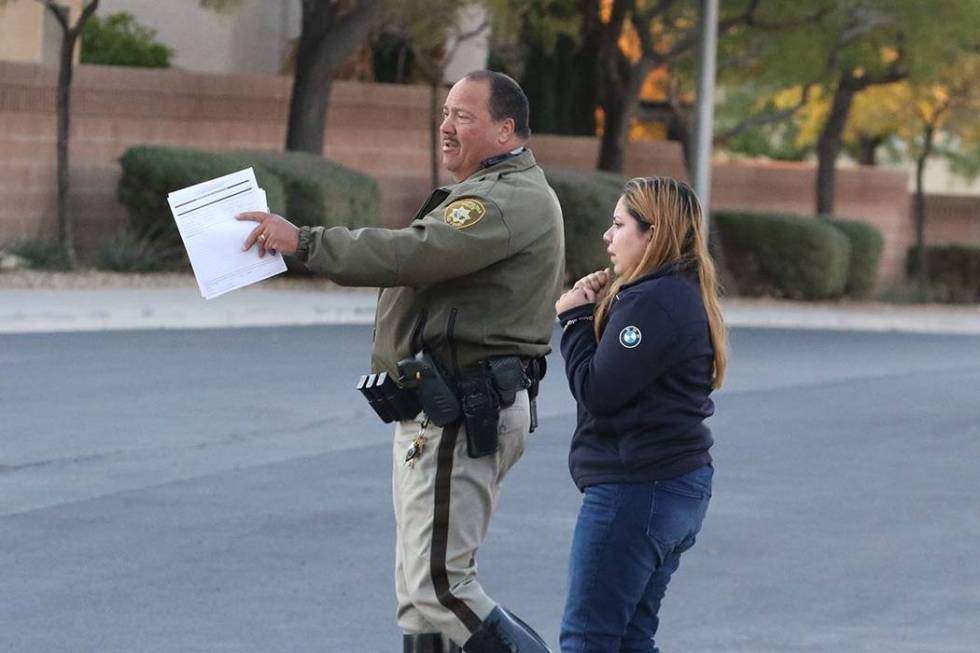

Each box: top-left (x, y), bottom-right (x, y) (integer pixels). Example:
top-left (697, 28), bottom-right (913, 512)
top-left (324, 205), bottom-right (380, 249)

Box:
top-left (545, 168), bottom-right (625, 282)
top-left (236, 150), bottom-right (381, 230)
top-left (907, 244), bottom-right (980, 303)
top-left (712, 211), bottom-right (851, 300)
top-left (118, 146), bottom-right (287, 266)
top-left (821, 216), bottom-right (884, 297)
top-left (81, 13), bottom-right (172, 68)
top-left (97, 229), bottom-right (185, 273)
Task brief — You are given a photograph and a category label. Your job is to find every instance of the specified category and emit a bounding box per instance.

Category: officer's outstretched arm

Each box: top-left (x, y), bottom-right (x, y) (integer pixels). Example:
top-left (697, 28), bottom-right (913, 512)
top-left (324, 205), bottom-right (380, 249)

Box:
top-left (296, 197), bottom-right (519, 287)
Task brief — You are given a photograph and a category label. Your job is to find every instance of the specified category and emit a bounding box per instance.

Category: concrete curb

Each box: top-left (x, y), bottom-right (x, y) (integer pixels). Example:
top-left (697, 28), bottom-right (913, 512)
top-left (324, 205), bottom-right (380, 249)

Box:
top-left (2, 287), bottom-right (979, 336)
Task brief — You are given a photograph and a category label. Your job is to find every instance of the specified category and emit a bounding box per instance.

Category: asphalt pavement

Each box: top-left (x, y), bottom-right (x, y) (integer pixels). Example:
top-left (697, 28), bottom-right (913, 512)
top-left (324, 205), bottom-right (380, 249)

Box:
top-left (2, 324), bottom-right (979, 652)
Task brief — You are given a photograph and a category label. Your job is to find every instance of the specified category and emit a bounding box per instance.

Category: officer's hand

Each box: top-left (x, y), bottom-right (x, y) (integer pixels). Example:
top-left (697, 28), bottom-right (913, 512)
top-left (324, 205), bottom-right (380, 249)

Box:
top-left (556, 286), bottom-right (594, 314)
top-left (237, 212), bottom-right (300, 257)
top-left (573, 268), bottom-right (613, 301)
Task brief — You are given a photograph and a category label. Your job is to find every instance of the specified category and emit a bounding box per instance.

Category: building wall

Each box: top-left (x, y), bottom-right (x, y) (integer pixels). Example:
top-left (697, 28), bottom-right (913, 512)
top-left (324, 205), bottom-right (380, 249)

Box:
top-left (97, 0), bottom-right (300, 75)
top-left (0, 0), bottom-right (84, 65)
top-left (0, 61), bottom-right (934, 287)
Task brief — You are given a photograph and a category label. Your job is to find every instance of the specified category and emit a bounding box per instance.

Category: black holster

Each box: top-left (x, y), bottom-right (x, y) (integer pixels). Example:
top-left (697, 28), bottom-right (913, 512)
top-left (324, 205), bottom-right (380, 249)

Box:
top-left (457, 375), bottom-right (500, 458)
top-left (457, 356), bottom-right (534, 458)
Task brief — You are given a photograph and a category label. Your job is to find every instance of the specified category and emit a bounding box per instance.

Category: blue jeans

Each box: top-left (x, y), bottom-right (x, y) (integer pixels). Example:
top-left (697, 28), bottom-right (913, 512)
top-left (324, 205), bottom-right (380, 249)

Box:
top-left (560, 465), bottom-right (713, 653)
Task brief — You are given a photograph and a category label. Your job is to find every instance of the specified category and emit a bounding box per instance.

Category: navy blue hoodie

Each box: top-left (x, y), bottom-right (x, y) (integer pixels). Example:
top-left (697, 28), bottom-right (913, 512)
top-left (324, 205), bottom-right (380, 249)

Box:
top-left (558, 262), bottom-right (715, 491)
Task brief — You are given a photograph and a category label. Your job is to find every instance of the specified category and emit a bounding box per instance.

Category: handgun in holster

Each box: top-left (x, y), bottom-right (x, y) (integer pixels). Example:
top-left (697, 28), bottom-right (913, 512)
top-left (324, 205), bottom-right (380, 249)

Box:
top-left (524, 357), bottom-right (546, 433)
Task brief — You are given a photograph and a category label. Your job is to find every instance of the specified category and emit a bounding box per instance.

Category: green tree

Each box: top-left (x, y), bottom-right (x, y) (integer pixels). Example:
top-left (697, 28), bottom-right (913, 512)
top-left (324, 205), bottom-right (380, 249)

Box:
top-left (579, 0), bottom-right (825, 175)
top-left (900, 54), bottom-right (980, 296)
top-left (81, 12), bottom-right (172, 68)
top-left (726, 0), bottom-right (980, 216)
top-left (1, 0), bottom-right (103, 268)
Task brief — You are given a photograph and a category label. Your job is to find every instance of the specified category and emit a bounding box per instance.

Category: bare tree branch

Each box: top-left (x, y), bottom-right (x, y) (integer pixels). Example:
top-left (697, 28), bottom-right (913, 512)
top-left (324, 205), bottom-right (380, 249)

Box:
top-left (74, 0), bottom-right (100, 35)
top-left (715, 83), bottom-right (816, 145)
top-left (443, 16), bottom-right (489, 68)
top-left (35, 0), bottom-right (70, 32)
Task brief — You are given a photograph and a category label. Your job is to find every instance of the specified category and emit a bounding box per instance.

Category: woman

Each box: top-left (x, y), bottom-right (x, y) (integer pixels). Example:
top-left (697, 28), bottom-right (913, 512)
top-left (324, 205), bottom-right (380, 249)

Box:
top-left (555, 176), bottom-right (727, 652)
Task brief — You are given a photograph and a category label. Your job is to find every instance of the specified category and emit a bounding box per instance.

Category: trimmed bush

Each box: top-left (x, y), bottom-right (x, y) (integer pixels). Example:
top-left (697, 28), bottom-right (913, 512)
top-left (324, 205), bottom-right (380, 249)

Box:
top-left (545, 168), bottom-right (625, 282)
top-left (236, 150), bottom-right (381, 230)
top-left (821, 216), bottom-right (884, 297)
top-left (712, 211), bottom-right (851, 300)
top-left (118, 146), bottom-right (287, 266)
top-left (907, 244), bottom-right (980, 303)
top-left (97, 229), bottom-right (185, 272)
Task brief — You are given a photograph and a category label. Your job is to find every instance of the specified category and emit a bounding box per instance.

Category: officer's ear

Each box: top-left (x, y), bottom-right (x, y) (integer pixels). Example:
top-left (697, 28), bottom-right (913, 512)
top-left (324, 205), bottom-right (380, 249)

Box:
top-left (497, 118), bottom-right (515, 144)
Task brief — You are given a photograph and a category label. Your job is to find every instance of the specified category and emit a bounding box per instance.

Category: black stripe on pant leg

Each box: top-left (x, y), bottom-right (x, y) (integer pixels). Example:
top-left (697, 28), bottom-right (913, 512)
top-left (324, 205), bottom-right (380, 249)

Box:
top-left (429, 421), bottom-right (484, 633)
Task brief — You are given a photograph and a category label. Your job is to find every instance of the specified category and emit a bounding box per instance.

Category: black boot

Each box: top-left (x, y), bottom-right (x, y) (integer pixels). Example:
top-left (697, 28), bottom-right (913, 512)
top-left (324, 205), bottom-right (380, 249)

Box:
top-left (462, 606), bottom-right (552, 652)
top-left (404, 633), bottom-right (449, 653)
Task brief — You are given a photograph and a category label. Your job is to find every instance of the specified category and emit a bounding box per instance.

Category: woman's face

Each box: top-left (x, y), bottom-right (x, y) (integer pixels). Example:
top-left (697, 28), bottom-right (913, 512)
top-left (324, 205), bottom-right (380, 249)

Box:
top-left (604, 197), bottom-right (653, 276)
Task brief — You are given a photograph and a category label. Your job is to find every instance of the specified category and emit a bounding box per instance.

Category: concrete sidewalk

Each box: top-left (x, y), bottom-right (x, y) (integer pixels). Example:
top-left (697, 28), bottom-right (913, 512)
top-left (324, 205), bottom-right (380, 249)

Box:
top-left (1, 276), bottom-right (979, 335)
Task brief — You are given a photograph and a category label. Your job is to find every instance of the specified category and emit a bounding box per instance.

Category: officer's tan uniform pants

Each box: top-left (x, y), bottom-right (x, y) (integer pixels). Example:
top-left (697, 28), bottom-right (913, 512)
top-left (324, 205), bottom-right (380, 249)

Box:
top-left (392, 390), bottom-right (531, 647)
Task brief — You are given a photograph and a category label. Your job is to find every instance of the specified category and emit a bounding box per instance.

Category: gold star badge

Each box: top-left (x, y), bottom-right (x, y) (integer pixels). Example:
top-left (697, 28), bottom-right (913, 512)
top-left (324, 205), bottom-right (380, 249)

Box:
top-left (443, 199), bottom-right (487, 230)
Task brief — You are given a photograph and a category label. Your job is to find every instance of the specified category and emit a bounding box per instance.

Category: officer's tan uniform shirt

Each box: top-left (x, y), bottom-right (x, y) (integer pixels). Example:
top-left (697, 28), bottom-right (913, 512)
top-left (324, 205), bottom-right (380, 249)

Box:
top-left (294, 148), bottom-right (565, 377)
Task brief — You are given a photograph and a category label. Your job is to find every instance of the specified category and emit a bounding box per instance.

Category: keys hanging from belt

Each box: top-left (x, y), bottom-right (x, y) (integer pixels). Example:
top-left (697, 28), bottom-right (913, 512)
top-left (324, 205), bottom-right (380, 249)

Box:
top-left (404, 418), bottom-right (428, 467)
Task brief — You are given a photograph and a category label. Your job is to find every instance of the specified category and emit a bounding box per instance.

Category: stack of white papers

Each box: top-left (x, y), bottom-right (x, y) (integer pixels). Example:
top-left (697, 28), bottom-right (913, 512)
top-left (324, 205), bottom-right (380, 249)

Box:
top-left (167, 168), bottom-right (287, 300)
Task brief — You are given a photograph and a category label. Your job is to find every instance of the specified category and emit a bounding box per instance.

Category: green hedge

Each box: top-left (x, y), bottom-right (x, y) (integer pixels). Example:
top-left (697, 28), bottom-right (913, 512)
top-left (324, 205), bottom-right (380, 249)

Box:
top-left (235, 150), bottom-right (380, 230)
top-left (907, 244), bottom-right (980, 302)
top-left (712, 211), bottom-right (851, 300)
top-left (118, 146), bottom-right (381, 270)
top-left (118, 146), bottom-right (287, 264)
top-left (545, 168), bottom-right (625, 281)
top-left (820, 216), bottom-right (884, 297)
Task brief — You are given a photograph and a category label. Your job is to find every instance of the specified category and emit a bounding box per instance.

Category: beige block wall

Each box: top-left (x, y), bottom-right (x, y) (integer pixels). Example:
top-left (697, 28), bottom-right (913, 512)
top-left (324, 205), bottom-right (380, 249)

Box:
top-left (922, 195), bottom-right (980, 246)
top-left (0, 60), bottom-right (941, 288)
top-left (0, 1), bottom-right (44, 64)
top-left (0, 0), bottom-right (84, 65)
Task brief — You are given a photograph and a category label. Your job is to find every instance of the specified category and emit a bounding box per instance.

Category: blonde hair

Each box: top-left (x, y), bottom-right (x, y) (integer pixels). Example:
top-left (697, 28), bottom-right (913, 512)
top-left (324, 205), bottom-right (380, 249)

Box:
top-left (594, 177), bottom-right (728, 388)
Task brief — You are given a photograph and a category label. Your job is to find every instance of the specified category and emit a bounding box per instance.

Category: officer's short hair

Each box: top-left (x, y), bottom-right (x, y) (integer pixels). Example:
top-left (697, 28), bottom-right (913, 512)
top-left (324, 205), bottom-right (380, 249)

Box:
top-left (464, 70), bottom-right (531, 139)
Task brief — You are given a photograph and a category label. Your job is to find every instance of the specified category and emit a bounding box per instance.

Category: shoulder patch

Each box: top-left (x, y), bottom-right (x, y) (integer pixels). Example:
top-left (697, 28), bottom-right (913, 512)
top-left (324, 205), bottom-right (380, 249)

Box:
top-left (619, 326), bottom-right (642, 349)
top-left (443, 198), bottom-right (487, 230)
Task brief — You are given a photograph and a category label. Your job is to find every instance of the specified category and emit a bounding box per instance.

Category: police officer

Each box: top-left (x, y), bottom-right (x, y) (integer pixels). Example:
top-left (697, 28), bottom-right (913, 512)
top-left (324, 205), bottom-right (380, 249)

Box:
top-left (238, 70), bottom-right (564, 653)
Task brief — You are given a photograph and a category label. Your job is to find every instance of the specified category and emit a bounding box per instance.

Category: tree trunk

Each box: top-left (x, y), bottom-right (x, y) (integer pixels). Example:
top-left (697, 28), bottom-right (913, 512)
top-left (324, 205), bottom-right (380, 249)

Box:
top-left (914, 122), bottom-right (935, 299)
top-left (285, 61), bottom-right (333, 153)
top-left (285, 11), bottom-right (334, 154)
top-left (815, 79), bottom-right (857, 215)
top-left (597, 89), bottom-right (628, 172)
top-left (855, 136), bottom-right (882, 166)
top-left (46, 0), bottom-right (101, 268)
top-left (56, 26), bottom-right (78, 268)
top-left (285, 0), bottom-right (380, 154)
top-left (598, 62), bottom-right (650, 173)
top-left (666, 103), bottom-right (694, 182)
top-left (595, 0), bottom-right (631, 173)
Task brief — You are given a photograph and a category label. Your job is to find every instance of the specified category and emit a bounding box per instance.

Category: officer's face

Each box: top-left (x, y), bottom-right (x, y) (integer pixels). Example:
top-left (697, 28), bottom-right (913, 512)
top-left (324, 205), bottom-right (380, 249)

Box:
top-left (604, 197), bottom-right (653, 276)
top-left (440, 78), bottom-right (511, 182)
